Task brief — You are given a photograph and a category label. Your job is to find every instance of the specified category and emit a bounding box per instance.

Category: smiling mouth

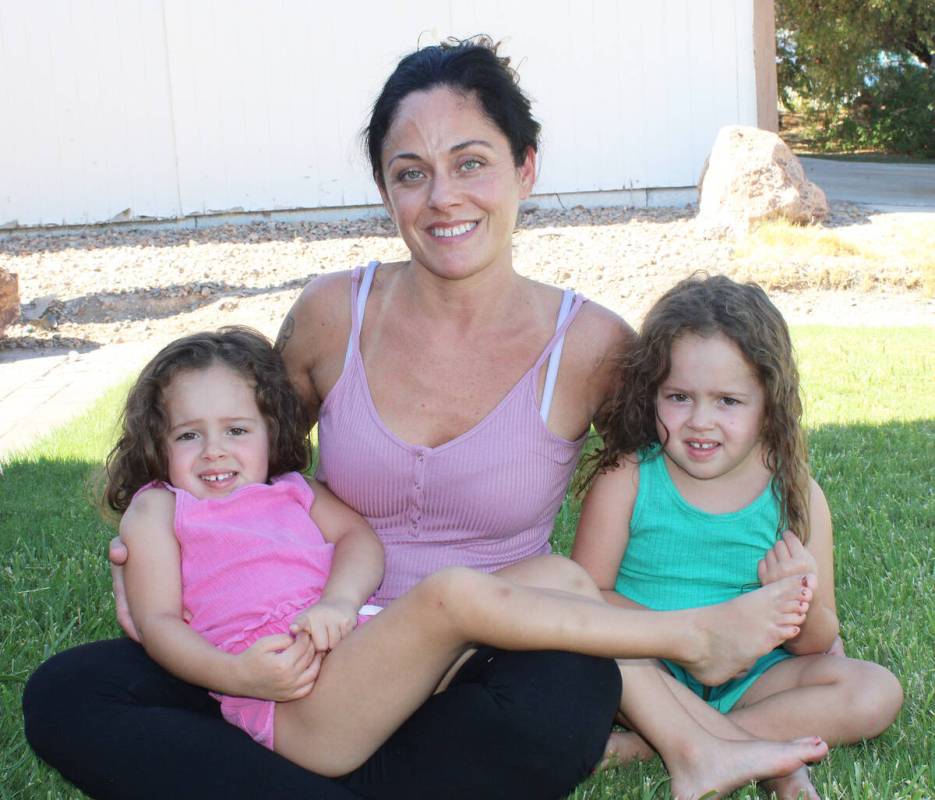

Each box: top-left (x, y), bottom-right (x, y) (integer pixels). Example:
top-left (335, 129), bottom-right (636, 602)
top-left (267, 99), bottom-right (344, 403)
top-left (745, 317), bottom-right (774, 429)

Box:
top-left (686, 441), bottom-right (719, 451)
top-left (201, 472), bottom-right (236, 483)
top-left (428, 221), bottom-right (477, 238)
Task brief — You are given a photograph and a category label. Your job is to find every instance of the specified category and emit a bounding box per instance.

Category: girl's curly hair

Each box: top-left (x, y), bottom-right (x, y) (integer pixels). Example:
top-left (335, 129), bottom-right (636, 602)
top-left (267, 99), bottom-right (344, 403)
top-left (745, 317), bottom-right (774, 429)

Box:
top-left (587, 274), bottom-right (811, 542)
top-left (103, 326), bottom-right (311, 515)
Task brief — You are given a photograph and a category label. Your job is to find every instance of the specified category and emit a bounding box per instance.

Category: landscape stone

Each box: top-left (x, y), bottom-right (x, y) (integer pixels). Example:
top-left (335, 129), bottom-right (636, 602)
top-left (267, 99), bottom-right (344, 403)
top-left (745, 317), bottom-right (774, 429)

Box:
top-left (698, 125), bottom-right (829, 236)
top-left (0, 267), bottom-right (19, 335)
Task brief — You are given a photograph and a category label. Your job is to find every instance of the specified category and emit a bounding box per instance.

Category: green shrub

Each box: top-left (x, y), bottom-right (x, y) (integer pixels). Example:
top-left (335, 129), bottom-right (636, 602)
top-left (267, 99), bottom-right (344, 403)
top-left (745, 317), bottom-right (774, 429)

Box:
top-left (815, 58), bottom-right (935, 156)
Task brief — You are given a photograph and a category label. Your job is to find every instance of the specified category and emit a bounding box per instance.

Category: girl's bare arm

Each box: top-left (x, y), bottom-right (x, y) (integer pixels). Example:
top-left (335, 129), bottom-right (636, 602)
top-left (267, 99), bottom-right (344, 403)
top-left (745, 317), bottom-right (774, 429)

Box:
top-left (784, 480), bottom-right (839, 653)
top-left (291, 479), bottom-right (384, 651)
top-left (571, 458), bottom-right (646, 609)
top-left (758, 479), bottom-right (839, 654)
top-left (122, 489), bottom-right (319, 700)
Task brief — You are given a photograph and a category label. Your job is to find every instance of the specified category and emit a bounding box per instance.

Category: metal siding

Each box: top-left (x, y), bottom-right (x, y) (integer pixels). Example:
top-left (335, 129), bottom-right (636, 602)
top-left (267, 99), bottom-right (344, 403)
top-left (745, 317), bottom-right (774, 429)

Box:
top-left (1, 0), bottom-right (763, 227)
top-left (0, 0), bottom-right (179, 225)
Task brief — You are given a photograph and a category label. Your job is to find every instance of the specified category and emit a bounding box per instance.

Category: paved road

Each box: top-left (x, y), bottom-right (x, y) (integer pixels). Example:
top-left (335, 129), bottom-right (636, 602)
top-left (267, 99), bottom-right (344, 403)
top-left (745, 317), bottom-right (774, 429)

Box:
top-left (800, 157), bottom-right (935, 212)
top-left (1, 157), bottom-right (933, 462)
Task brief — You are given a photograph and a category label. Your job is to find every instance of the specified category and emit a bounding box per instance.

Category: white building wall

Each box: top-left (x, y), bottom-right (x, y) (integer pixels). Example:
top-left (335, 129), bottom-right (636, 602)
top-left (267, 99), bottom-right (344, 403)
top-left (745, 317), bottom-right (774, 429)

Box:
top-left (0, 0), bottom-right (761, 228)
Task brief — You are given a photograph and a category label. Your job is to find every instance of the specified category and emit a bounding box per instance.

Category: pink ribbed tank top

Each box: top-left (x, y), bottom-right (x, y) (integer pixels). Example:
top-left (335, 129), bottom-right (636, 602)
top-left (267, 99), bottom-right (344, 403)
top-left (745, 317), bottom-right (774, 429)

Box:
top-left (317, 263), bottom-right (588, 604)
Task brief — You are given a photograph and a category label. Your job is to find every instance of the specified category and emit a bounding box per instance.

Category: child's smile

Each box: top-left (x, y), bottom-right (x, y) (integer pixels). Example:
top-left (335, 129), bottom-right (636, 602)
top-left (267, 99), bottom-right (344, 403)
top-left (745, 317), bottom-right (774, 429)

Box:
top-left (163, 363), bottom-right (270, 499)
top-left (655, 333), bottom-right (768, 498)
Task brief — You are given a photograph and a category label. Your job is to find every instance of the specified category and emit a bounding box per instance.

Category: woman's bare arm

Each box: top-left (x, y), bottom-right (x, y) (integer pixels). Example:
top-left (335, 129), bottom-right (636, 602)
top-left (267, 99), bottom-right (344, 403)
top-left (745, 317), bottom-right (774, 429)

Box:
top-left (276, 271), bottom-right (355, 426)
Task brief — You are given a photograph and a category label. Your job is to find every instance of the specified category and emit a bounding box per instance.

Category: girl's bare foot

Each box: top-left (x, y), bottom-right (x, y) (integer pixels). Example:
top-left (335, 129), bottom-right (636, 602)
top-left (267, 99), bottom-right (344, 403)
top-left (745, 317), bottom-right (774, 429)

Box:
top-left (761, 766), bottom-right (821, 800)
top-left (668, 735), bottom-right (827, 800)
top-left (598, 729), bottom-right (655, 771)
top-left (683, 574), bottom-right (817, 686)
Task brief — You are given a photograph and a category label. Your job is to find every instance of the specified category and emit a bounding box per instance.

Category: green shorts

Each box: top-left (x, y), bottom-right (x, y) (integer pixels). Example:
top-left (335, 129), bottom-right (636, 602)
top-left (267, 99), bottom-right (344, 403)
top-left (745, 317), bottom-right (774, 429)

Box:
top-left (662, 648), bottom-right (794, 712)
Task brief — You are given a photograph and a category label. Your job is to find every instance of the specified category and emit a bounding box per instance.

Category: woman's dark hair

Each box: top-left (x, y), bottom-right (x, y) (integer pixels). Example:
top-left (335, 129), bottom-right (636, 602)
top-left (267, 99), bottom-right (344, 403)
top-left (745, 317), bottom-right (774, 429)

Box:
top-left (587, 274), bottom-right (811, 543)
top-left (365, 35), bottom-right (540, 187)
top-left (103, 326), bottom-right (311, 514)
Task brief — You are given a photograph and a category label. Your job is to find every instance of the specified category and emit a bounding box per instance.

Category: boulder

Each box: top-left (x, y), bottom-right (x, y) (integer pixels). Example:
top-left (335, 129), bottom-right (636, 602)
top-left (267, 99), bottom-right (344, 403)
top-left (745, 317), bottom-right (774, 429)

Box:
top-left (0, 267), bottom-right (19, 336)
top-left (697, 125), bottom-right (828, 236)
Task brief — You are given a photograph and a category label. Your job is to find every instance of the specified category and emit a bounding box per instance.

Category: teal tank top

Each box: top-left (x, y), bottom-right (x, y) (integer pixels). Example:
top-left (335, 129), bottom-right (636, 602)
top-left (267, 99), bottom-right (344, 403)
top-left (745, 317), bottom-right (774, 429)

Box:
top-left (615, 450), bottom-right (781, 610)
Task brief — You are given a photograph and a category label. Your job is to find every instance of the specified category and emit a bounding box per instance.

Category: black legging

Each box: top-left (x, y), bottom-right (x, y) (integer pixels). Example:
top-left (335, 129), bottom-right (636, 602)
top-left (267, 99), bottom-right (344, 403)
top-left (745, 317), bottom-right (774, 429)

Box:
top-left (24, 638), bottom-right (620, 800)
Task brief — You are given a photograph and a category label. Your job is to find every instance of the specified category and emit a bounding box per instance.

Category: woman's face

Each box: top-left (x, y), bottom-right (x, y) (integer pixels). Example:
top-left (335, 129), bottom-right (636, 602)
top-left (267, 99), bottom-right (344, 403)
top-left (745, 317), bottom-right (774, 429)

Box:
top-left (378, 86), bottom-right (536, 282)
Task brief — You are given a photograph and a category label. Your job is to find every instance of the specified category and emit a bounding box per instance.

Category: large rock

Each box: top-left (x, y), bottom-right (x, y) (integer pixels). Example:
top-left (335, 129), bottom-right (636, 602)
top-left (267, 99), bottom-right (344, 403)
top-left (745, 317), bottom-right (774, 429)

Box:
top-left (0, 267), bottom-right (19, 335)
top-left (697, 125), bottom-right (828, 236)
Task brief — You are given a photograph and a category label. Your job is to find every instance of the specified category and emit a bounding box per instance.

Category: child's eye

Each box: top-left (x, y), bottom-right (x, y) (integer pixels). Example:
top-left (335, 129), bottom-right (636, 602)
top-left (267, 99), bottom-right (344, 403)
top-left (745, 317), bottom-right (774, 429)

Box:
top-left (176, 431), bottom-right (198, 441)
top-left (228, 427), bottom-right (248, 436)
top-left (667, 393), bottom-right (689, 403)
top-left (397, 168), bottom-right (425, 183)
top-left (721, 397), bottom-right (740, 407)
top-left (459, 158), bottom-right (483, 173)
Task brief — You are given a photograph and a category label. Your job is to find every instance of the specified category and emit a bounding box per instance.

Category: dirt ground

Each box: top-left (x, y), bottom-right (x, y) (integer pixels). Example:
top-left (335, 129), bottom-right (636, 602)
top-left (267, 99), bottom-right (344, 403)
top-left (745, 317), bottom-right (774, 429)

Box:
top-left (0, 201), bottom-right (931, 354)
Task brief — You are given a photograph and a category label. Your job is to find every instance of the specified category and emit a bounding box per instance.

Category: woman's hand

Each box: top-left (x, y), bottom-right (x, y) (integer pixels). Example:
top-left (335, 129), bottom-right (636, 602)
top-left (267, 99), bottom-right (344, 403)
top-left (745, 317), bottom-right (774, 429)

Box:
top-left (109, 536), bottom-right (142, 642)
top-left (291, 599), bottom-right (358, 652)
top-left (757, 531), bottom-right (818, 588)
top-left (234, 632), bottom-right (323, 702)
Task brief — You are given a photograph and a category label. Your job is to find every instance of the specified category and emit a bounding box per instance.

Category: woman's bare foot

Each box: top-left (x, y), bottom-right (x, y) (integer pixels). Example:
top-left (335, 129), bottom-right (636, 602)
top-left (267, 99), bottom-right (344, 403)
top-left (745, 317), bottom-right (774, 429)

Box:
top-left (761, 766), bottom-right (821, 800)
top-left (598, 729), bottom-right (655, 771)
top-left (668, 735), bottom-right (827, 800)
top-left (681, 574), bottom-right (817, 686)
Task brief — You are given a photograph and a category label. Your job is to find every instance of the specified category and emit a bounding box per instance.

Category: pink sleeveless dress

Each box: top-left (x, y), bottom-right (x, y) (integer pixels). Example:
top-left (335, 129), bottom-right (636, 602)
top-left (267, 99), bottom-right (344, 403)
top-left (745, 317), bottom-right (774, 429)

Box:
top-left (317, 262), bottom-right (589, 604)
top-left (137, 472), bottom-right (372, 750)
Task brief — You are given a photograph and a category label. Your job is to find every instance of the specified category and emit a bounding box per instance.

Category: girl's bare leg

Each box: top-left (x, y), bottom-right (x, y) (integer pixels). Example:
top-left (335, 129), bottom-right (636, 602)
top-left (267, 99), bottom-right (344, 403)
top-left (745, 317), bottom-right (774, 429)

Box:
top-left (677, 575), bottom-right (815, 685)
top-left (611, 660), bottom-right (827, 800)
top-left (274, 566), bottom-right (812, 777)
top-left (503, 558), bottom-right (834, 798)
top-left (503, 556), bottom-right (826, 797)
top-left (501, 555), bottom-right (820, 686)
top-left (728, 654), bottom-right (903, 745)
top-left (495, 554), bottom-right (605, 598)
top-left (653, 655), bottom-right (900, 798)
top-left (644, 667), bottom-right (823, 800)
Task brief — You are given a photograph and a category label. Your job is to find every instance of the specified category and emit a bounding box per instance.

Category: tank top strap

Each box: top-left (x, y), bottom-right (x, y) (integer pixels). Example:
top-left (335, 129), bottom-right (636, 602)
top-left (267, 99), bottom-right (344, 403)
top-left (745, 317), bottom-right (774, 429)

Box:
top-left (343, 261), bottom-right (380, 370)
top-left (131, 479), bottom-right (172, 503)
top-left (536, 290), bottom-right (586, 423)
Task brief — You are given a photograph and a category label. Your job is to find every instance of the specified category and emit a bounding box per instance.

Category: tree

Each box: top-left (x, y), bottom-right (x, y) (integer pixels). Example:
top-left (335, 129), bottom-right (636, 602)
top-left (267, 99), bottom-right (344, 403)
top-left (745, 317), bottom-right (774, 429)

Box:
top-left (776, 0), bottom-right (935, 156)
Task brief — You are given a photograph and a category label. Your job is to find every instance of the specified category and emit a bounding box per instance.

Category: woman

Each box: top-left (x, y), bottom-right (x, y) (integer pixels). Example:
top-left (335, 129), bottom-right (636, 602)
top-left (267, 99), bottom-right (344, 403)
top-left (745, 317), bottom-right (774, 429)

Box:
top-left (24, 38), bottom-right (820, 800)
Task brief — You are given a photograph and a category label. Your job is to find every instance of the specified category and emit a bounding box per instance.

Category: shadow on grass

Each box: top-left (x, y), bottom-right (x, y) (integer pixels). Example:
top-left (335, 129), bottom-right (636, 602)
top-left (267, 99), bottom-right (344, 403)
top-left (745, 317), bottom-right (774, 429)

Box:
top-left (562, 419), bottom-right (933, 798)
top-left (1, 457), bottom-right (118, 638)
top-left (2, 418), bottom-right (932, 799)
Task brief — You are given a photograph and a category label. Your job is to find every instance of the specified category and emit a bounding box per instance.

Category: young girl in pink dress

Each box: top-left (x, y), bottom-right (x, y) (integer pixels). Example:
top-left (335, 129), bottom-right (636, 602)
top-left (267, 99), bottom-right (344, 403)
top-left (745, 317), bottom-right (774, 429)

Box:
top-left (106, 325), bottom-right (828, 785)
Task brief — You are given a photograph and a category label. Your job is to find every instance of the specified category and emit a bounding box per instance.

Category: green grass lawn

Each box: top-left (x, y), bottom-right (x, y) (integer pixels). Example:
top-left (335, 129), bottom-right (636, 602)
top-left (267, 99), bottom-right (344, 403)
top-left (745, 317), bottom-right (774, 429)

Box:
top-left (2, 326), bottom-right (933, 799)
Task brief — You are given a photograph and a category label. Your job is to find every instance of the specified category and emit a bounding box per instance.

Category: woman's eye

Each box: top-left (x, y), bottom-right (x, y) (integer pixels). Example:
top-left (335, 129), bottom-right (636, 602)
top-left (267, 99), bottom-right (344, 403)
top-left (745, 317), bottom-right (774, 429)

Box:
top-left (721, 397), bottom-right (740, 407)
top-left (397, 168), bottom-right (425, 183)
top-left (459, 158), bottom-right (483, 172)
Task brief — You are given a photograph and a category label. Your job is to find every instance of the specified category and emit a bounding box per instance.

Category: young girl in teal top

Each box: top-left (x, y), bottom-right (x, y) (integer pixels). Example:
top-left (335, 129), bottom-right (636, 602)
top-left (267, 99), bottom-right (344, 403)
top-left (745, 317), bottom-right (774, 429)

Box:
top-left (573, 275), bottom-right (903, 800)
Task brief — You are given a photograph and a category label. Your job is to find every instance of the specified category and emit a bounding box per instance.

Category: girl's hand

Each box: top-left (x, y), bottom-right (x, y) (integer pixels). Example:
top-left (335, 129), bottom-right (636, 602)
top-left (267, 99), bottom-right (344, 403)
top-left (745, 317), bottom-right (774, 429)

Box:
top-left (234, 632), bottom-right (322, 701)
top-left (757, 530), bottom-right (819, 587)
top-left (825, 635), bottom-right (846, 657)
top-left (291, 599), bottom-right (358, 652)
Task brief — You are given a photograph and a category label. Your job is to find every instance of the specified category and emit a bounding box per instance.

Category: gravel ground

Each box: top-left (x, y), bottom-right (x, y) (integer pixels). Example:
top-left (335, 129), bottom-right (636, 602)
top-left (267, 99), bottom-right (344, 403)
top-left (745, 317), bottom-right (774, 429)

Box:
top-left (0, 202), bottom-right (931, 355)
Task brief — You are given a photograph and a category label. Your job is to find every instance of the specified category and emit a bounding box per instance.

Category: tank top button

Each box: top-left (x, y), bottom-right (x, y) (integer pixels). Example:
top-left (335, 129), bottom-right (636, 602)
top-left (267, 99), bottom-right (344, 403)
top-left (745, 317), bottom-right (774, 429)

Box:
top-left (416, 452), bottom-right (424, 462)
